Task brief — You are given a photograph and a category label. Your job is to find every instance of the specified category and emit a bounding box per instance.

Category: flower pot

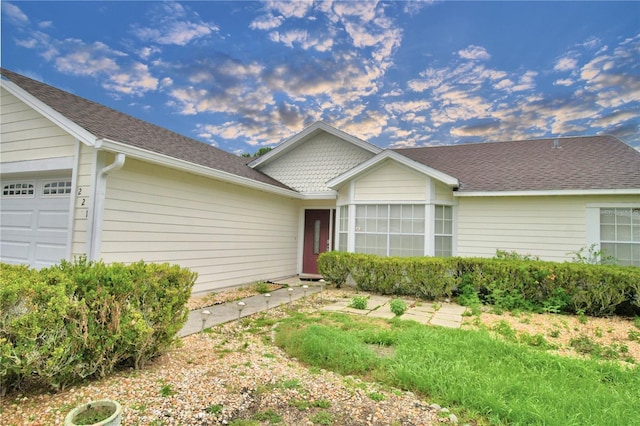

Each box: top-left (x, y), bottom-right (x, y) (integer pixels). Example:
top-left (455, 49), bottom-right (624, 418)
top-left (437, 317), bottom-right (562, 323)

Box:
top-left (64, 400), bottom-right (122, 426)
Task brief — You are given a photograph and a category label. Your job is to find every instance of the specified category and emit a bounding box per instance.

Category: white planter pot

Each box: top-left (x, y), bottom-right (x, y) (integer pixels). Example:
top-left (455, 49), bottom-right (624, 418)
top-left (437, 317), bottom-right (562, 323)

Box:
top-left (64, 400), bottom-right (122, 426)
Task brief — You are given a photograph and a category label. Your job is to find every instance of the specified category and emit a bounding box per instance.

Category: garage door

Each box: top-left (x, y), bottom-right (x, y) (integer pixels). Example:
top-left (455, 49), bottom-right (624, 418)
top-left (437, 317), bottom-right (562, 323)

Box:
top-left (1, 177), bottom-right (72, 268)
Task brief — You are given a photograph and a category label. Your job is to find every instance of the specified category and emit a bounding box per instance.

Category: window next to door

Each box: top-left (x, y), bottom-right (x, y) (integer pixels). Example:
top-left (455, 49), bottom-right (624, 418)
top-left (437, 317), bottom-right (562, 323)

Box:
top-left (336, 204), bottom-right (453, 257)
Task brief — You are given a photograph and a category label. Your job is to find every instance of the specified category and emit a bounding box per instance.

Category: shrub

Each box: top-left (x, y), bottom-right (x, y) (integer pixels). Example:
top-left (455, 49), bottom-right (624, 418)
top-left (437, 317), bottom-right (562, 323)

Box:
top-left (349, 295), bottom-right (369, 310)
top-left (315, 251), bottom-right (640, 316)
top-left (254, 281), bottom-right (271, 294)
top-left (0, 258), bottom-right (196, 394)
top-left (317, 251), bottom-right (351, 287)
top-left (389, 298), bottom-right (408, 316)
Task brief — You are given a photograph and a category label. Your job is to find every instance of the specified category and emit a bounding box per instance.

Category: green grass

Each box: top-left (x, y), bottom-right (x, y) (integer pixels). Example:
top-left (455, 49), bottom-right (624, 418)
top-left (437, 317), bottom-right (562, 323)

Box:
top-left (275, 312), bottom-right (640, 426)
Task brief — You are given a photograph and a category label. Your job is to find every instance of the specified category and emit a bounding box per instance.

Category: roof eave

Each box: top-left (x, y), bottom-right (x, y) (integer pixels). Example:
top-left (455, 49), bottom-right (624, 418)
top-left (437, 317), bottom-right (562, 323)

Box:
top-left (97, 138), bottom-right (304, 199)
top-left (454, 188), bottom-right (640, 197)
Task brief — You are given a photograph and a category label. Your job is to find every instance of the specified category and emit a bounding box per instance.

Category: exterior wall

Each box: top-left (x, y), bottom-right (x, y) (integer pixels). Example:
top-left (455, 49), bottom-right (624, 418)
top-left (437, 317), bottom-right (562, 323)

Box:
top-left (456, 194), bottom-right (640, 261)
top-left (0, 87), bottom-right (75, 162)
top-left (259, 132), bottom-right (376, 193)
top-left (434, 181), bottom-right (455, 203)
top-left (99, 158), bottom-right (300, 294)
top-left (353, 161), bottom-right (427, 202)
top-left (70, 144), bottom-right (97, 259)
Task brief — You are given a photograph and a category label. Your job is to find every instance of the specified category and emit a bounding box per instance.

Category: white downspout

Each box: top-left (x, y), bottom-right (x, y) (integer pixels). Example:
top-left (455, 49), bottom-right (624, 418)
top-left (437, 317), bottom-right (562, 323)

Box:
top-left (89, 152), bottom-right (125, 260)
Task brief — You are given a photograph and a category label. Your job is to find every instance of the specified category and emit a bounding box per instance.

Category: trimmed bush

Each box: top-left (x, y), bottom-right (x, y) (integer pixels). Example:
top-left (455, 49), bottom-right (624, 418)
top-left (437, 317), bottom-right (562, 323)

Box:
top-left (317, 251), bottom-right (351, 287)
top-left (0, 258), bottom-right (196, 394)
top-left (316, 251), bottom-right (640, 317)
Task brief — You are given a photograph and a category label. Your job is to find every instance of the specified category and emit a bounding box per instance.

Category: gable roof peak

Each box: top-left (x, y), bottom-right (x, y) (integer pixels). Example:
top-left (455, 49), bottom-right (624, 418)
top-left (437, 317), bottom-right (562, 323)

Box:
top-left (249, 121), bottom-right (381, 168)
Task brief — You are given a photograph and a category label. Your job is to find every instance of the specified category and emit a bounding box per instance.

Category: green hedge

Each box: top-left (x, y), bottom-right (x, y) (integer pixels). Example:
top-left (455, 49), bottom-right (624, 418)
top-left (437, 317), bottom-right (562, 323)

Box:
top-left (0, 258), bottom-right (196, 394)
top-left (317, 252), bottom-right (640, 316)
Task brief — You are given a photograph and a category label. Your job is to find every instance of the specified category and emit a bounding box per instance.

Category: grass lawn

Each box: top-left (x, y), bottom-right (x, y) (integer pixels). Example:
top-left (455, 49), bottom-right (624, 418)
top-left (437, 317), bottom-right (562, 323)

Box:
top-left (275, 311), bottom-right (640, 426)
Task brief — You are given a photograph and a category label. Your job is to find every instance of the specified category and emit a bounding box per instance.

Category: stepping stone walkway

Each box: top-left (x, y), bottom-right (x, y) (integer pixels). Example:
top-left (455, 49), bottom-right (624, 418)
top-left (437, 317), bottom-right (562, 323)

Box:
top-left (322, 297), bottom-right (466, 328)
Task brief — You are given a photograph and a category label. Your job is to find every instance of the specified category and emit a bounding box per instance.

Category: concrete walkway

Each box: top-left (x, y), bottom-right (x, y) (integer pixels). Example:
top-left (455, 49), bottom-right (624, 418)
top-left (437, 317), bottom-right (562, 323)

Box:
top-left (179, 282), bottom-right (321, 337)
top-left (321, 296), bottom-right (467, 328)
top-left (179, 279), bottom-right (466, 337)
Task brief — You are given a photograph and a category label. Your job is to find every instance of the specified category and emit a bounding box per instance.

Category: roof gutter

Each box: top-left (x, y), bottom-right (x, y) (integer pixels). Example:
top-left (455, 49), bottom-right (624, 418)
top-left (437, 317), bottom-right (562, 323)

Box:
top-left (89, 152), bottom-right (126, 260)
top-left (454, 188), bottom-right (640, 197)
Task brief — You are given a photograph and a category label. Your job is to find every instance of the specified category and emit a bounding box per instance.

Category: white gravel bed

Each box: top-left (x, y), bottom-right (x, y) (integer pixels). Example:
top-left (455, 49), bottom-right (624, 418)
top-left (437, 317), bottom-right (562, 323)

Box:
top-left (1, 302), bottom-right (452, 425)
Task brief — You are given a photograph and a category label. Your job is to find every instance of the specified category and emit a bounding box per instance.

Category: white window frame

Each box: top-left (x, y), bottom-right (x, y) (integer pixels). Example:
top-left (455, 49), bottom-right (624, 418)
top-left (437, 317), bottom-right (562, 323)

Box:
top-left (586, 203), bottom-right (640, 266)
top-left (1, 181), bottom-right (36, 198)
top-left (434, 205), bottom-right (454, 257)
top-left (42, 179), bottom-right (73, 196)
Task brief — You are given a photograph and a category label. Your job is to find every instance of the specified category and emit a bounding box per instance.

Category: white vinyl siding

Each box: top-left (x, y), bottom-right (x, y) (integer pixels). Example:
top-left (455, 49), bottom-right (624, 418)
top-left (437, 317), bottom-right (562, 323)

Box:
top-left (434, 181), bottom-right (455, 203)
top-left (457, 195), bottom-right (640, 262)
top-left (354, 161), bottom-right (426, 201)
top-left (259, 132), bottom-right (375, 193)
top-left (600, 208), bottom-right (640, 266)
top-left (0, 87), bottom-right (75, 163)
top-left (99, 158), bottom-right (300, 293)
top-left (71, 144), bottom-right (97, 259)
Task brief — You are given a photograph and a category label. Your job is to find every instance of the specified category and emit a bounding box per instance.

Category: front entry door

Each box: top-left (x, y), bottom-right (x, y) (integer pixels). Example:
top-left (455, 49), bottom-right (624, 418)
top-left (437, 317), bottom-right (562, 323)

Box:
top-left (302, 209), bottom-right (332, 274)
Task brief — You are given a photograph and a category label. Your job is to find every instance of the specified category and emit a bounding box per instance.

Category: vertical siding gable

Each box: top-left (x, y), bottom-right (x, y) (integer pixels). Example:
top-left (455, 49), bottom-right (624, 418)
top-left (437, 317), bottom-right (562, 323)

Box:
top-left (259, 132), bottom-right (376, 193)
top-left (0, 87), bottom-right (75, 163)
top-left (353, 161), bottom-right (427, 202)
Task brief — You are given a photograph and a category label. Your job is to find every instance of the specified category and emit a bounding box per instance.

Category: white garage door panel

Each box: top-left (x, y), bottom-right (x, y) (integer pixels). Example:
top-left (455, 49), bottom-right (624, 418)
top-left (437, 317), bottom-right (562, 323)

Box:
top-left (2, 210), bottom-right (33, 230)
top-left (35, 242), bottom-right (67, 268)
top-left (38, 210), bottom-right (69, 230)
top-left (0, 240), bottom-right (30, 262)
top-left (0, 176), bottom-right (72, 268)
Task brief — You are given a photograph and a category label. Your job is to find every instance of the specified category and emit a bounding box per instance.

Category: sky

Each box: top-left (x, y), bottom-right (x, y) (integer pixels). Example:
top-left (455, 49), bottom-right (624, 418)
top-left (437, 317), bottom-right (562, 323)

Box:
top-left (2, 1), bottom-right (639, 155)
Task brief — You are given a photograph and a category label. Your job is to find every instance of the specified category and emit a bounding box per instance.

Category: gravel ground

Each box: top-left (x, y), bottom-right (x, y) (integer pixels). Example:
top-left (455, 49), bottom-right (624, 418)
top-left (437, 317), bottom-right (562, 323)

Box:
top-left (1, 289), bottom-right (452, 426)
top-left (3, 285), bottom-right (637, 425)
top-left (463, 309), bottom-right (640, 365)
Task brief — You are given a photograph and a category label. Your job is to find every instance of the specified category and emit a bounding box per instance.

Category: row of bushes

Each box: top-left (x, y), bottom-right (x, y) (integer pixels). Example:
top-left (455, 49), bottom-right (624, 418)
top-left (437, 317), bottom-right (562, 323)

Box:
top-left (318, 252), bottom-right (640, 316)
top-left (0, 258), bottom-right (196, 395)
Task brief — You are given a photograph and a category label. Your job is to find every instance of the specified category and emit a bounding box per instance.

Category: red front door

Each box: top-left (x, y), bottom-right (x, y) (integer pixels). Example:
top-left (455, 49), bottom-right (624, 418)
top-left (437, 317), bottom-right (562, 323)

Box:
top-left (302, 209), bottom-right (332, 274)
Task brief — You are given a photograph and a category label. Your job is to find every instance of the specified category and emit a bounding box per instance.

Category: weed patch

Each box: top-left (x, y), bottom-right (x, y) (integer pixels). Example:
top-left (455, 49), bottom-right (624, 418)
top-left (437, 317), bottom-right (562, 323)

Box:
top-left (275, 312), bottom-right (640, 426)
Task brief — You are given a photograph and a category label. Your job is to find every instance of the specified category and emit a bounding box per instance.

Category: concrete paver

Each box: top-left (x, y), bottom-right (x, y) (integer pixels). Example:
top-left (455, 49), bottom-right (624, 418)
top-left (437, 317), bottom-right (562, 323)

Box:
top-left (180, 279), bottom-right (467, 337)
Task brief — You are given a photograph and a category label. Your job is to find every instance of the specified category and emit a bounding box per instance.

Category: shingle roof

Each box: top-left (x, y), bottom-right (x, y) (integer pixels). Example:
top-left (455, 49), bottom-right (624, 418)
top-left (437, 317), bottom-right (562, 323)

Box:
top-left (1, 68), bottom-right (291, 190)
top-left (395, 136), bottom-right (640, 192)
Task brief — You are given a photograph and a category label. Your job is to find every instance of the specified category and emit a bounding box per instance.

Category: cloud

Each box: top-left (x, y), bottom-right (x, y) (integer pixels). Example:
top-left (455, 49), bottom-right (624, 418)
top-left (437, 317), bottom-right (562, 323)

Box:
top-left (249, 13), bottom-right (284, 30)
top-left (450, 121), bottom-right (501, 137)
top-left (132, 2), bottom-right (218, 46)
top-left (591, 110), bottom-right (638, 128)
top-left (266, 0), bottom-right (314, 19)
top-left (554, 55), bottom-right (578, 72)
top-left (384, 100), bottom-right (431, 115)
top-left (102, 63), bottom-right (159, 96)
top-left (54, 40), bottom-right (122, 76)
top-left (458, 45), bottom-right (491, 61)
top-left (2, 2), bottom-right (28, 25)
top-left (553, 78), bottom-right (574, 87)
